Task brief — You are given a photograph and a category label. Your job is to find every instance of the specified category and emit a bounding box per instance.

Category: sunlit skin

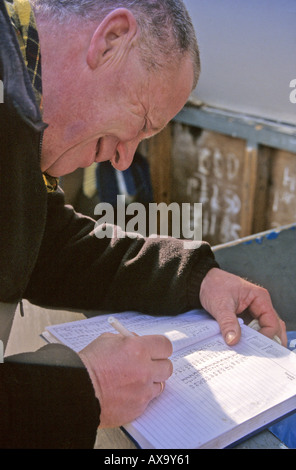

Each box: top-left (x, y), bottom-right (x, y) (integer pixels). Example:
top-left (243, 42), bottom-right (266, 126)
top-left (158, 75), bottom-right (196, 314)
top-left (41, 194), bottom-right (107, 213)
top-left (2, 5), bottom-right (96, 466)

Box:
top-left (32, 5), bottom-right (287, 430)
top-left (37, 9), bottom-right (194, 177)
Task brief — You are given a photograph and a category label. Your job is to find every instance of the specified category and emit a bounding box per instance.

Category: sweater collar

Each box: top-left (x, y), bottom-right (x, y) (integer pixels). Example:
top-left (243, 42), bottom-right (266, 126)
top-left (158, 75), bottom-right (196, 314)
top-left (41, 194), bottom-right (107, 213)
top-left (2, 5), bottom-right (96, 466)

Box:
top-left (5, 0), bottom-right (43, 111)
top-left (5, 0), bottom-right (58, 192)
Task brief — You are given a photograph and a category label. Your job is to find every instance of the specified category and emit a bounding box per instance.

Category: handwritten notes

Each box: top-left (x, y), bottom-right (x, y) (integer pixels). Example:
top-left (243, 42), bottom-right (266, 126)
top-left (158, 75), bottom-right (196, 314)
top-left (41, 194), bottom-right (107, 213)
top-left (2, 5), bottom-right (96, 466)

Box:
top-left (43, 309), bottom-right (296, 449)
top-left (126, 325), bottom-right (296, 449)
top-left (43, 310), bottom-right (220, 353)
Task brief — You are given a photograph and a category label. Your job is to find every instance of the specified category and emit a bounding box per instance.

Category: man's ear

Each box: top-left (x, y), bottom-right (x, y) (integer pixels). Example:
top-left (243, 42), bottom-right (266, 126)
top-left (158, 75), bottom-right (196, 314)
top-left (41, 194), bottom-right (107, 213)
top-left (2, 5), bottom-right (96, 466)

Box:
top-left (86, 8), bottom-right (138, 69)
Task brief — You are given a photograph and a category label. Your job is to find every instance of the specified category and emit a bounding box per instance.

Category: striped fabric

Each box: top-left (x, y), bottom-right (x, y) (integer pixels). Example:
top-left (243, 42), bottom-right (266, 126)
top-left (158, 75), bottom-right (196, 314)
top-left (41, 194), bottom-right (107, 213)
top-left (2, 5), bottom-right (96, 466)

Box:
top-left (5, 0), bottom-right (58, 192)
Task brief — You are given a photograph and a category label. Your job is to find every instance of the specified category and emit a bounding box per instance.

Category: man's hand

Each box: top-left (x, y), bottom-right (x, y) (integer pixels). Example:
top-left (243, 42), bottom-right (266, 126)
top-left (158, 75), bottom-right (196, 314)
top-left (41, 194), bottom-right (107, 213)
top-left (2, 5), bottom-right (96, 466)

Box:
top-left (200, 268), bottom-right (287, 347)
top-left (78, 333), bottom-right (173, 428)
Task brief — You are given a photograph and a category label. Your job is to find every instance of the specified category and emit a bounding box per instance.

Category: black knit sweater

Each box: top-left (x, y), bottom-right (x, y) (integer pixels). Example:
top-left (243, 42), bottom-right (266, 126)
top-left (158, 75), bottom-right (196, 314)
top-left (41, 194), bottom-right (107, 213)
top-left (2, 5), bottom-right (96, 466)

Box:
top-left (0, 0), bottom-right (218, 448)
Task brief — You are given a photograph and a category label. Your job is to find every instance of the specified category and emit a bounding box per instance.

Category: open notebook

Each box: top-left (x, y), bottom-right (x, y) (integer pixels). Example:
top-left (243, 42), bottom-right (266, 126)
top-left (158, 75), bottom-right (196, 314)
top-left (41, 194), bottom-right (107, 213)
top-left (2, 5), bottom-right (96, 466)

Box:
top-left (42, 310), bottom-right (296, 449)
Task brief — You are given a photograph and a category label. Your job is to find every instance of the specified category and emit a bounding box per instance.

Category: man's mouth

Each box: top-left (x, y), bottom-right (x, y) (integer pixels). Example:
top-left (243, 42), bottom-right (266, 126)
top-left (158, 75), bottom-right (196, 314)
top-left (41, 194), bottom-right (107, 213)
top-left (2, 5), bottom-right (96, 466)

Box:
top-left (96, 138), bottom-right (101, 157)
top-left (95, 137), bottom-right (120, 165)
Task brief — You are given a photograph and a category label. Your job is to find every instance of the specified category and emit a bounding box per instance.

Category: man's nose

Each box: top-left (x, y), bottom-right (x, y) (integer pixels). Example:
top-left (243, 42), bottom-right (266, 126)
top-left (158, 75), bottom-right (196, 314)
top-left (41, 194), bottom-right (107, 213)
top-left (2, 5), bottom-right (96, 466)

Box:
top-left (112, 139), bottom-right (139, 171)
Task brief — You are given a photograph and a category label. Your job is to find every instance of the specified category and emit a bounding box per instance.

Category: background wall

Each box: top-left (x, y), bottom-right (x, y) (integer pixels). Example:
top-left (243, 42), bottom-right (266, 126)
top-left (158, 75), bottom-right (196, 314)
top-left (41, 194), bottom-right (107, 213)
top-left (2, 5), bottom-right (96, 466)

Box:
top-left (144, 1), bottom-right (296, 245)
top-left (184, 0), bottom-right (296, 125)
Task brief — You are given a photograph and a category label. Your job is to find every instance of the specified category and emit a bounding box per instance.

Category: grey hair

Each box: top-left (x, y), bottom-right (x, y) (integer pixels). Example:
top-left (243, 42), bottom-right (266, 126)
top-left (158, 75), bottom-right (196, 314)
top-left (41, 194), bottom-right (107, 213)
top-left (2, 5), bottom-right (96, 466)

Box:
top-left (31, 0), bottom-right (200, 87)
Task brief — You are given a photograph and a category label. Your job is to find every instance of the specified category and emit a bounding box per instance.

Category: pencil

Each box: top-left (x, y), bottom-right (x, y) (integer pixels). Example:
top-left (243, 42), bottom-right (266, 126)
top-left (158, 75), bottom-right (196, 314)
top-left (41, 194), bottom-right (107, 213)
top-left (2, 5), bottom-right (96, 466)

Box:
top-left (108, 316), bottom-right (134, 337)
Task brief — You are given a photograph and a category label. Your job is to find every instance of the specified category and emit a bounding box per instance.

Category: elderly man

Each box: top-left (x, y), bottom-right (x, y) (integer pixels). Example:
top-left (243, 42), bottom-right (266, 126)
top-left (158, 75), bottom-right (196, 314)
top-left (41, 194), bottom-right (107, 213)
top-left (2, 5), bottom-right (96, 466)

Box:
top-left (0, 0), bottom-right (286, 448)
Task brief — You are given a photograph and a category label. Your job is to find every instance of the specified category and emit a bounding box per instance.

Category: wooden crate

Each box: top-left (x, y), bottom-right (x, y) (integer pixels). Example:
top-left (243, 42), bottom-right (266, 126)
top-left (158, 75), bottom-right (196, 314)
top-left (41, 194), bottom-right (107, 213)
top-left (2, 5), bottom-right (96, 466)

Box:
top-left (265, 149), bottom-right (296, 229)
top-left (144, 122), bottom-right (296, 246)
top-left (170, 124), bottom-right (258, 245)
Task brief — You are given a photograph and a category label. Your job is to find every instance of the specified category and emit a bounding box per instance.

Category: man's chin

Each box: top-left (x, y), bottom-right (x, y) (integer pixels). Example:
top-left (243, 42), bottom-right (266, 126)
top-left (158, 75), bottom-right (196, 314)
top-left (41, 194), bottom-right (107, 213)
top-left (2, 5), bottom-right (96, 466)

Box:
top-left (43, 168), bottom-right (63, 178)
top-left (42, 149), bottom-right (97, 177)
top-left (43, 163), bottom-right (78, 178)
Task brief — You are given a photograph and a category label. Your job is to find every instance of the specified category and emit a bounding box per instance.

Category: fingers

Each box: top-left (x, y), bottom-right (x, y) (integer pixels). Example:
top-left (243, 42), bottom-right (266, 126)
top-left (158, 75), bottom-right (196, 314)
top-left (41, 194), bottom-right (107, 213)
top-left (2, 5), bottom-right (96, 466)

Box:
top-left (133, 335), bottom-right (173, 399)
top-left (110, 332), bottom-right (173, 359)
top-left (151, 356), bottom-right (173, 382)
top-left (247, 294), bottom-right (287, 347)
top-left (213, 310), bottom-right (242, 346)
top-left (252, 316), bottom-right (287, 346)
top-left (200, 268), bottom-right (242, 345)
top-left (141, 334), bottom-right (173, 359)
top-left (125, 335), bottom-right (172, 403)
top-left (153, 381), bottom-right (165, 397)
top-left (79, 332), bottom-right (174, 427)
top-left (248, 318), bottom-right (287, 347)
top-left (200, 268), bottom-right (287, 347)
top-left (218, 289), bottom-right (287, 347)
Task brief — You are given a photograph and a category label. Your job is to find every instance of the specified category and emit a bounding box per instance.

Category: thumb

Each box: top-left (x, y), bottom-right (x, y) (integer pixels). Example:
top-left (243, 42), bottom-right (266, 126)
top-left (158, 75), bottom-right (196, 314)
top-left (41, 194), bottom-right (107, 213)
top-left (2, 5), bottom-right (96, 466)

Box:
top-left (216, 311), bottom-right (242, 345)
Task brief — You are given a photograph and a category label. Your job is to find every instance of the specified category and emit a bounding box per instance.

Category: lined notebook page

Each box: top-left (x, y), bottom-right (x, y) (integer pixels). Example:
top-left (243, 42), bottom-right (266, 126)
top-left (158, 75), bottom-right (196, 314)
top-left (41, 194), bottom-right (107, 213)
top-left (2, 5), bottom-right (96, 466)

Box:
top-left (44, 310), bottom-right (222, 352)
top-left (125, 325), bottom-right (296, 449)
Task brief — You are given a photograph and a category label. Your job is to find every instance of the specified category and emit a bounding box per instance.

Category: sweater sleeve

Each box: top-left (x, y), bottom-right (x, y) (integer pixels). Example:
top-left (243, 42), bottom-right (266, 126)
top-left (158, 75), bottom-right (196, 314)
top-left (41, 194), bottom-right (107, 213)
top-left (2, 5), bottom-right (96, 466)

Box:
top-left (0, 344), bottom-right (100, 449)
top-left (24, 187), bottom-right (219, 314)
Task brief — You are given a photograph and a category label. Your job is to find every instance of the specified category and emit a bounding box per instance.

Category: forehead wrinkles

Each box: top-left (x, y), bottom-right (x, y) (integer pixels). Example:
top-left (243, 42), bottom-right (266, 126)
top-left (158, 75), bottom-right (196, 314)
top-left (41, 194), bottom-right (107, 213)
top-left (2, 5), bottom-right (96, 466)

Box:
top-left (140, 74), bottom-right (169, 134)
top-left (145, 80), bottom-right (175, 133)
top-left (151, 57), bottom-right (194, 129)
top-left (125, 74), bottom-right (149, 123)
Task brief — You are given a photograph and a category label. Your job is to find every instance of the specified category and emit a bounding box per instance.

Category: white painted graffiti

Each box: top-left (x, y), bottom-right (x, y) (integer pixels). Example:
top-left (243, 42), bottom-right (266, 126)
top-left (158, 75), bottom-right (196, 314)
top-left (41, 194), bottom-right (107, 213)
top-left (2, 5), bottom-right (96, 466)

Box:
top-left (187, 147), bottom-right (242, 242)
top-left (272, 166), bottom-right (296, 213)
